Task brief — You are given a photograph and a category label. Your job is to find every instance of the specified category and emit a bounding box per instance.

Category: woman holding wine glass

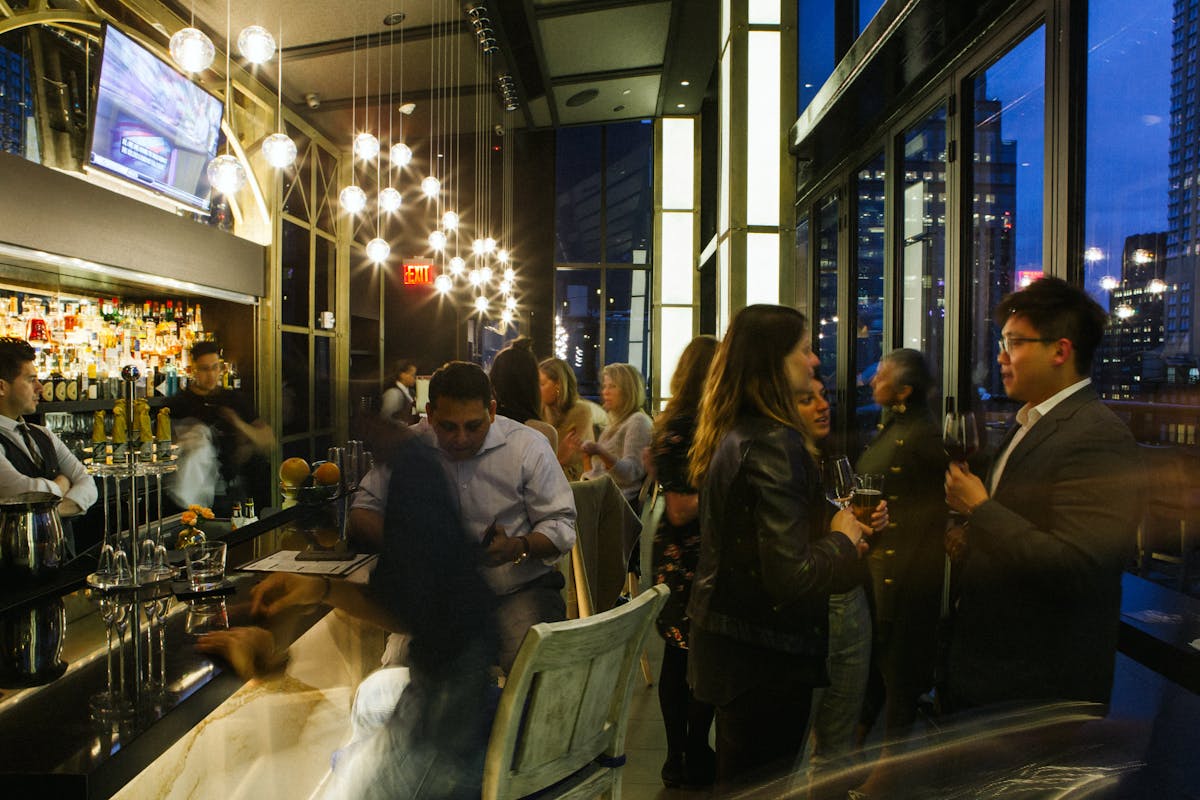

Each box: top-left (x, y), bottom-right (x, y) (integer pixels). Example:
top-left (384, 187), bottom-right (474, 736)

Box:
top-left (853, 348), bottom-right (947, 796)
top-left (686, 305), bottom-right (867, 788)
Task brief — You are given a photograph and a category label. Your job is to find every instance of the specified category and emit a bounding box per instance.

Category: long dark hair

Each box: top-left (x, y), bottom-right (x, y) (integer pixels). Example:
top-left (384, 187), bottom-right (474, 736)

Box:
top-left (656, 335), bottom-right (718, 433)
top-left (689, 305), bottom-right (812, 487)
top-left (490, 340), bottom-right (542, 423)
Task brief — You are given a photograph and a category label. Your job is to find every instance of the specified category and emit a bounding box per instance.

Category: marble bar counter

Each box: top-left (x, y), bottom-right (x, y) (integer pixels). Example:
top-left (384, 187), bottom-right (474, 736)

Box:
top-left (0, 498), bottom-right (385, 798)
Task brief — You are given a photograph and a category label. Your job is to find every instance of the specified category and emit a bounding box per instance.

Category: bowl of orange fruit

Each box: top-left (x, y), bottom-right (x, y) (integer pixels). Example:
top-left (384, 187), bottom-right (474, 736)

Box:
top-left (279, 457), bottom-right (342, 505)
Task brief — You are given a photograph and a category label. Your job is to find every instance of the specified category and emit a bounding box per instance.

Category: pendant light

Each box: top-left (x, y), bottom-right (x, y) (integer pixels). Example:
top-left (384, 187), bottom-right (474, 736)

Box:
top-left (206, 0), bottom-right (246, 197)
top-left (261, 19), bottom-right (296, 169)
top-left (170, 2), bottom-right (214, 73)
top-left (237, 25), bottom-right (275, 65)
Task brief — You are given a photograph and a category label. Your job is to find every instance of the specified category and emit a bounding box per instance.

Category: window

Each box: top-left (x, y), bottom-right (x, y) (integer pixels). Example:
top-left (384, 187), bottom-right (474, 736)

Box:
top-left (854, 152), bottom-right (886, 451)
top-left (816, 193), bottom-right (840, 383)
top-left (798, 0), bottom-right (836, 111)
top-left (900, 105), bottom-right (947, 385)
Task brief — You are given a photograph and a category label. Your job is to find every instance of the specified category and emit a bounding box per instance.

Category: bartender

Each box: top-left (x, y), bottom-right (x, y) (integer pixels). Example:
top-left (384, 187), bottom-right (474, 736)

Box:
top-left (0, 337), bottom-right (97, 553)
top-left (167, 340), bottom-right (273, 515)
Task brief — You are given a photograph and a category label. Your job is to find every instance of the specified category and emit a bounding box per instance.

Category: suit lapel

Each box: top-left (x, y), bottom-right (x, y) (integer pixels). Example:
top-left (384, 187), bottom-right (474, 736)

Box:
top-left (991, 386), bottom-right (1096, 495)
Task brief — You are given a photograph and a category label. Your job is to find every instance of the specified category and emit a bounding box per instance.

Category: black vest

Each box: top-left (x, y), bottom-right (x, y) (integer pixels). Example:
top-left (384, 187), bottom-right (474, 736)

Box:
top-left (0, 422), bottom-right (61, 481)
top-left (1, 422), bottom-right (74, 553)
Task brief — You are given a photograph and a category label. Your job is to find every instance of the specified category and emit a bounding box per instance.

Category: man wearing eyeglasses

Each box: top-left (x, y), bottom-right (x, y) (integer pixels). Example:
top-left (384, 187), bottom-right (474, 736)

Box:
top-left (942, 277), bottom-right (1141, 710)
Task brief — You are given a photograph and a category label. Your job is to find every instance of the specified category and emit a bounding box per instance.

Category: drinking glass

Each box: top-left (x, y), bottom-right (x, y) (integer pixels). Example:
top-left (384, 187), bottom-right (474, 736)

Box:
top-left (853, 473), bottom-right (885, 525)
top-left (942, 411), bottom-right (980, 463)
top-left (184, 541), bottom-right (227, 591)
top-left (822, 456), bottom-right (856, 509)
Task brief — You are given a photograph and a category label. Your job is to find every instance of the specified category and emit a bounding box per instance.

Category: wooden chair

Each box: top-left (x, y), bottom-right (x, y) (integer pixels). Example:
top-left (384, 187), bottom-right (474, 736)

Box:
top-left (481, 584), bottom-right (669, 800)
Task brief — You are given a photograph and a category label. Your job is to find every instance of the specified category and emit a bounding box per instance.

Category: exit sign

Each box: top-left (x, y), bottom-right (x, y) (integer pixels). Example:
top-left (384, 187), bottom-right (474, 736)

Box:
top-left (403, 262), bottom-right (434, 285)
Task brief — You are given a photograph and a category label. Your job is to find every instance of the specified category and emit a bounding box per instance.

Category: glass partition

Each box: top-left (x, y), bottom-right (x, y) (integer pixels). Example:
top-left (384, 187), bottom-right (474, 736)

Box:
top-left (855, 152), bottom-right (886, 451)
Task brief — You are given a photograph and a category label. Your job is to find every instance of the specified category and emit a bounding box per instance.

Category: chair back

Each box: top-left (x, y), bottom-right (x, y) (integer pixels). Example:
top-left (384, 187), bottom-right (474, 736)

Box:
top-left (482, 584), bottom-right (668, 800)
top-left (569, 476), bottom-right (642, 612)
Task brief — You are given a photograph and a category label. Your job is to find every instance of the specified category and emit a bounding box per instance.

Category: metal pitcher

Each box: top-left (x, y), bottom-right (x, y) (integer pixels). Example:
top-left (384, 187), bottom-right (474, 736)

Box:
top-left (0, 492), bottom-right (66, 579)
top-left (0, 597), bottom-right (66, 687)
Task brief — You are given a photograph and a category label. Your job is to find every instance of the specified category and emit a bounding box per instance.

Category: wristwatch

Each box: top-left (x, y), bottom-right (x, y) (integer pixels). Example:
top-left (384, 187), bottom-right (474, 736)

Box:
top-left (512, 535), bottom-right (531, 565)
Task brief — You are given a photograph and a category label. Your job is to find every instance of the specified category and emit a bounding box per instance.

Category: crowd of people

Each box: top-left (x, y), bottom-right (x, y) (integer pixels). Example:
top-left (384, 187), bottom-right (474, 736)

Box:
top-left (0, 274), bottom-right (1146, 798)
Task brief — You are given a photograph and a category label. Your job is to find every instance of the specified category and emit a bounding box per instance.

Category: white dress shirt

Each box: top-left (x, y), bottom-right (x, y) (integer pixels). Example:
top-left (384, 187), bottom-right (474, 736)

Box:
top-left (354, 415), bottom-right (577, 595)
top-left (0, 415), bottom-right (98, 515)
top-left (989, 377), bottom-right (1092, 494)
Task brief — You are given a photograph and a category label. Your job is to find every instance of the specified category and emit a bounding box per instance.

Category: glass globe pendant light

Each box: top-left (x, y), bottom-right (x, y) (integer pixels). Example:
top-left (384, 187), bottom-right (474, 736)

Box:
top-left (501, 309), bottom-right (514, 325)
top-left (207, 153), bottom-right (246, 196)
top-left (480, 266), bottom-right (493, 283)
top-left (390, 142), bottom-right (413, 167)
top-left (434, 274), bottom-right (453, 293)
top-left (474, 295), bottom-right (489, 313)
top-left (429, 230), bottom-right (447, 251)
top-left (354, 132), bottom-right (380, 161)
top-left (449, 256), bottom-right (466, 275)
top-left (262, 133), bottom-right (297, 169)
top-left (469, 268), bottom-right (482, 287)
top-left (340, 185), bottom-right (367, 214)
top-left (471, 238), bottom-right (485, 255)
top-left (170, 27), bottom-right (215, 73)
top-left (503, 267), bottom-right (515, 282)
top-left (442, 211), bottom-right (459, 230)
top-left (366, 237), bottom-right (391, 263)
top-left (421, 175), bottom-right (441, 198)
top-left (237, 25), bottom-right (276, 64)
top-left (379, 187), bottom-right (403, 213)
top-left (505, 296), bottom-right (518, 311)
top-left (497, 249), bottom-right (509, 264)
top-left (483, 237), bottom-right (496, 254)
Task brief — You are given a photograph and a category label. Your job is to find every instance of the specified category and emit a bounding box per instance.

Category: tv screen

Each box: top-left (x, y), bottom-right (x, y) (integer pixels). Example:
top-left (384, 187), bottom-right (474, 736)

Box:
top-left (88, 24), bottom-right (224, 213)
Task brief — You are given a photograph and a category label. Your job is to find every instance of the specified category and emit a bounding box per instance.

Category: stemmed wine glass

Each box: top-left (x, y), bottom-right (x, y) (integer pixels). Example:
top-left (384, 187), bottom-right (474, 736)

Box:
top-left (942, 410), bottom-right (980, 464)
top-left (822, 456), bottom-right (856, 509)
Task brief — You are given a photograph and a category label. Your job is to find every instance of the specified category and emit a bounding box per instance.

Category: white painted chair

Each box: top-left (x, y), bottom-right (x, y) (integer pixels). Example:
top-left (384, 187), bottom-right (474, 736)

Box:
top-left (481, 584), bottom-right (668, 800)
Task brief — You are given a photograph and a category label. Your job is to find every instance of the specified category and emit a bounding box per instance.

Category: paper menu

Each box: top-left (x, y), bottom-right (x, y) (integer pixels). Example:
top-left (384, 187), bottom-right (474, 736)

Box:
top-left (238, 550), bottom-right (377, 576)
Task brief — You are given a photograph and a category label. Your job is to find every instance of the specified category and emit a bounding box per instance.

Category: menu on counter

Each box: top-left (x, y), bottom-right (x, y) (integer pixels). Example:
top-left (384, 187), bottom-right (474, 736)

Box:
top-left (238, 551), bottom-right (377, 576)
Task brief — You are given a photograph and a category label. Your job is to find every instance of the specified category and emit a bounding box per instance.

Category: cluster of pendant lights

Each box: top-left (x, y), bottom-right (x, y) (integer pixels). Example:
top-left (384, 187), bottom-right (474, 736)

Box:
top-left (168, 18), bottom-right (296, 198)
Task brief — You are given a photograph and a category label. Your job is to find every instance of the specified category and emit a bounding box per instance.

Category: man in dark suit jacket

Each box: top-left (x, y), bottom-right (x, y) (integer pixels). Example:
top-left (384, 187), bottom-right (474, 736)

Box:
top-left (943, 277), bottom-right (1142, 709)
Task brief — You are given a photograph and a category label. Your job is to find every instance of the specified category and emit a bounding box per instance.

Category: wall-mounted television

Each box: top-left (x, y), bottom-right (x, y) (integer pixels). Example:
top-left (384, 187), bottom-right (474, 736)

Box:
top-left (87, 24), bottom-right (224, 213)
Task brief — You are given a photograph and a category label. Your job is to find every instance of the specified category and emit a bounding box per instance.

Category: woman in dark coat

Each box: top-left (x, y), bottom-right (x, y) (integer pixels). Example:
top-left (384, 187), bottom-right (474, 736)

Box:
top-left (686, 305), bottom-right (867, 788)
top-left (855, 348), bottom-right (947, 766)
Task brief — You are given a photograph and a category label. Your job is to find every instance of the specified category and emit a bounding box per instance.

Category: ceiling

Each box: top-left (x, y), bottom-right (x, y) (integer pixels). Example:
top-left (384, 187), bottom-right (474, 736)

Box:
top-left (163, 0), bottom-right (718, 143)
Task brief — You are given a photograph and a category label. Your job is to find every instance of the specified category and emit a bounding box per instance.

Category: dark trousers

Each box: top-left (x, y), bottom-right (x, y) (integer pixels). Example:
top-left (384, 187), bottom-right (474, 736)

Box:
top-left (658, 644), bottom-right (715, 760)
top-left (715, 678), bottom-right (814, 788)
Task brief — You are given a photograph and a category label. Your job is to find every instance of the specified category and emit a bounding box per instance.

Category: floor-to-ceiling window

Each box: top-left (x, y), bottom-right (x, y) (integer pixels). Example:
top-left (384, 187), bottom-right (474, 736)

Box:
top-left (554, 122), bottom-right (653, 400)
top-left (854, 152), bottom-right (886, 450)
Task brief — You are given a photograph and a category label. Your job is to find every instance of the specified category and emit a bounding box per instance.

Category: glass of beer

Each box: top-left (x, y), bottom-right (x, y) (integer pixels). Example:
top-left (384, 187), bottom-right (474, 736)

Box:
top-left (853, 473), bottom-right (884, 525)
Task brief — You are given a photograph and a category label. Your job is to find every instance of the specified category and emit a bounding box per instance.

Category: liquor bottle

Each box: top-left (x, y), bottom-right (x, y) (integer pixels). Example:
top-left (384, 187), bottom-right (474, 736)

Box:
top-left (229, 502), bottom-right (243, 531)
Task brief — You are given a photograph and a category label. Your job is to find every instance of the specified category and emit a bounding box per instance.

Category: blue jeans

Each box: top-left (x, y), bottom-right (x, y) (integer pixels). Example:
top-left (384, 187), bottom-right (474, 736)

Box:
top-left (810, 585), bottom-right (872, 765)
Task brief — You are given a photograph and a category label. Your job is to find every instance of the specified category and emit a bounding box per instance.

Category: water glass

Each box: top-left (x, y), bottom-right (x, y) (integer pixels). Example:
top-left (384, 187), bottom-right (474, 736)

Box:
top-left (184, 541), bottom-right (226, 591)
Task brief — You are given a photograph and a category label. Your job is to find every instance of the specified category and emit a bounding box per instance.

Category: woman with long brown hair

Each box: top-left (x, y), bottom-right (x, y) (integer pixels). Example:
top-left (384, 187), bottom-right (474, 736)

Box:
top-left (649, 334), bottom-right (719, 789)
top-left (686, 305), bottom-right (867, 788)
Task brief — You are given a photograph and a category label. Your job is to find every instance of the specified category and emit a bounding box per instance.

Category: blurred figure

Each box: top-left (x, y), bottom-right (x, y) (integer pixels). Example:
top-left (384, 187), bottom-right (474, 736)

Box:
top-left (379, 358), bottom-right (418, 427)
top-left (167, 340), bottom-right (273, 516)
top-left (538, 357), bottom-right (594, 479)
top-left (490, 339), bottom-right (557, 450)
top-left (854, 348), bottom-right (946, 797)
top-left (649, 335), bottom-right (718, 789)
top-left (199, 437), bottom-right (499, 799)
top-left (575, 363), bottom-right (653, 508)
top-left (686, 305), bottom-right (868, 788)
top-left (797, 378), bottom-right (888, 787)
top-left (943, 277), bottom-right (1142, 709)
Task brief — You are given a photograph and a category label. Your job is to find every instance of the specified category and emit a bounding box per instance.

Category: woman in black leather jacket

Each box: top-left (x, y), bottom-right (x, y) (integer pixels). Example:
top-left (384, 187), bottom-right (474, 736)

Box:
top-left (686, 305), bottom-right (868, 787)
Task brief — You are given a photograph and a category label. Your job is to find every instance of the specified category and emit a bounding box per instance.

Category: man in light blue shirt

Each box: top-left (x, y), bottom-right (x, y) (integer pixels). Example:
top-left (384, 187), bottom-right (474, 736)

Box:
top-left (353, 361), bottom-right (576, 669)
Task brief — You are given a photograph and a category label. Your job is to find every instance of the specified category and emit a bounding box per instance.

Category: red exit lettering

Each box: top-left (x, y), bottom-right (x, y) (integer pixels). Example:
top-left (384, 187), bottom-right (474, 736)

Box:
top-left (403, 263), bottom-right (434, 285)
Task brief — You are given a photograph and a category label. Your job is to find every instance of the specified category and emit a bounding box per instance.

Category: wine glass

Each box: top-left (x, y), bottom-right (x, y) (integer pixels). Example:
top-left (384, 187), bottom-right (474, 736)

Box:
top-left (822, 456), bottom-right (856, 509)
top-left (943, 411), bottom-right (979, 463)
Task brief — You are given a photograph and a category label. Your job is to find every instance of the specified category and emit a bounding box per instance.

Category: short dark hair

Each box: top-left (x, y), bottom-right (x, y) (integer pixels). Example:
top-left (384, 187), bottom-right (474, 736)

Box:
top-left (191, 340), bottom-right (221, 360)
top-left (994, 277), bottom-right (1107, 374)
top-left (390, 358), bottom-right (417, 383)
top-left (0, 337), bottom-right (36, 383)
top-left (428, 361), bottom-right (493, 409)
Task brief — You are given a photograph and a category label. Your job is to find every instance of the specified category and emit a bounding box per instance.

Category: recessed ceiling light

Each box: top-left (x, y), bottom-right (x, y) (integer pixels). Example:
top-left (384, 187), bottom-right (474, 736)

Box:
top-left (676, 103), bottom-right (685, 109)
top-left (383, 12), bottom-right (406, 25)
top-left (680, 80), bottom-right (690, 86)
top-left (621, 89), bottom-right (632, 95)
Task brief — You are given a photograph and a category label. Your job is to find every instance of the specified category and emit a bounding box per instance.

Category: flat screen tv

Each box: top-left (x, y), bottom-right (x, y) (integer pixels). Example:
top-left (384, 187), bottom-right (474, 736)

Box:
top-left (87, 24), bottom-right (224, 213)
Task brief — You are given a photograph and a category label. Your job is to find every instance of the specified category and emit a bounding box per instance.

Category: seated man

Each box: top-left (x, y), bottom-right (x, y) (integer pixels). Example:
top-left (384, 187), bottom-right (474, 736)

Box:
top-left (351, 361), bottom-right (576, 670)
top-left (0, 337), bottom-right (97, 553)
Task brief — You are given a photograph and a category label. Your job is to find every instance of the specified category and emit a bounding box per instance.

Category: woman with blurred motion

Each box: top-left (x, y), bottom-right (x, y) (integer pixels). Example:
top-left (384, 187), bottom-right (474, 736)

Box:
top-left (575, 363), bottom-right (653, 507)
top-left (490, 339), bottom-right (558, 451)
top-left (686, 305), bottom-right (868, 788)
top-left (538, 357), bottom-right (594, 480)
top-left (380, 358), bottom-right (419, 427)
top-left (855, 348), bottom-right (947, 798)
top-left (649, 335), bottom-right (719, 789)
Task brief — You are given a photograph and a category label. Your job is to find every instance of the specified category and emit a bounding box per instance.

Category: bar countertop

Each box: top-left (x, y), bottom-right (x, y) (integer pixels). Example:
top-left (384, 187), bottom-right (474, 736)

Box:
top-left (0, 496), bottom-right (368, 798)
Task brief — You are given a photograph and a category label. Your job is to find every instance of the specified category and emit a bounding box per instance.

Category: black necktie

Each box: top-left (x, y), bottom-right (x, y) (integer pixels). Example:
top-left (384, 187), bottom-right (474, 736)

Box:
top-left (18, 421), bottom-right (44, 470)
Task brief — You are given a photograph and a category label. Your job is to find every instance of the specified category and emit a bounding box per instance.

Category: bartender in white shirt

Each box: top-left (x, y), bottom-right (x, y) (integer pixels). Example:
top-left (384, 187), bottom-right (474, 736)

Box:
top-left (0, 337), bottom-right (98, 551)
